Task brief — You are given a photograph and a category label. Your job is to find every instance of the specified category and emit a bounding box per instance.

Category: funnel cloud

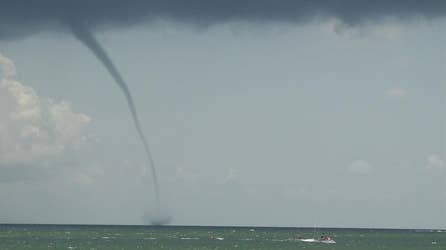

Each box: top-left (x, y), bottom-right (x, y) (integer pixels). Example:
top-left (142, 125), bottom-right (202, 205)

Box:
top-left (67, 20), bottom-right (167, 224)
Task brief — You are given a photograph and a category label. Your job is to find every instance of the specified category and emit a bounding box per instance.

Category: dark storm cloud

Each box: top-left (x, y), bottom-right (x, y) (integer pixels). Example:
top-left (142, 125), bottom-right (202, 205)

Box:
top-left (0, 0), bottom-right (445, 39)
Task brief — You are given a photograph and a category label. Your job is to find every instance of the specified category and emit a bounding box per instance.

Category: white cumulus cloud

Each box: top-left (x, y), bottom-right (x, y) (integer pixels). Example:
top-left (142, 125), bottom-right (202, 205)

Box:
top-left (224, 168), bottom-right (239, 183)
top-left (385, 87), bottom-right (409, 99)
top-left (347, 160), bottom-right (374, 175)
top-left (426, 154), bottom-right (446, 169)
top-left (0, 53), bottom-right (91, 174)
top-left (174, 166), bottom-right (200, 183)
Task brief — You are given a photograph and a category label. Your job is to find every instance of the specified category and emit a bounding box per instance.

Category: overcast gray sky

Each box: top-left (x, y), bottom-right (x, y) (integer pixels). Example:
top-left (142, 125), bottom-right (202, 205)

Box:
top-left (0, 1), bottom-right (445, 228)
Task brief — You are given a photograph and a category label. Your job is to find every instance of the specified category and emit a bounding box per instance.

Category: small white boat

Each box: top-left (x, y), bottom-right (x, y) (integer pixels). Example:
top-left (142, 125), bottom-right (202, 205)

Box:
top-left (320, 239), bottom-right (336, 244)
top-left (298, 237), bottom-right (336, 244)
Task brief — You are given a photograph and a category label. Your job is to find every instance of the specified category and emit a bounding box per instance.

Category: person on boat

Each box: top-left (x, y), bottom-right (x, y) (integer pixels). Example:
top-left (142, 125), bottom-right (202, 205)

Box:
top-left (320, 235), bottom-right (331, 241)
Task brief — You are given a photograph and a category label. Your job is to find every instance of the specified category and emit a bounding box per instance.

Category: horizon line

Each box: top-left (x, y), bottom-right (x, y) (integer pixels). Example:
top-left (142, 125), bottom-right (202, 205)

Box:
top-left (0, 223), bottom-right (444, 231)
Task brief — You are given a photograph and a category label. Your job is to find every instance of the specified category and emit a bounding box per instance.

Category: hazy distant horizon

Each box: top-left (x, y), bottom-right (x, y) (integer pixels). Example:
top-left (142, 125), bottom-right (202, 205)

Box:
top-left (1, 223), bottom-right (445, 231)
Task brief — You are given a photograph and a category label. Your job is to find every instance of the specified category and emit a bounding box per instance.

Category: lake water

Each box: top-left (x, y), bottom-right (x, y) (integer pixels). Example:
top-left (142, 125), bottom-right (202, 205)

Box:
top-left (0, 224), bottom-right (444, 249)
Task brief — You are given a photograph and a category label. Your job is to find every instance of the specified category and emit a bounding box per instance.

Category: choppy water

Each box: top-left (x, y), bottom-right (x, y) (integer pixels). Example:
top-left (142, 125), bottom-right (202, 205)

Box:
top-left (0, 224), bottom-right (444, 249)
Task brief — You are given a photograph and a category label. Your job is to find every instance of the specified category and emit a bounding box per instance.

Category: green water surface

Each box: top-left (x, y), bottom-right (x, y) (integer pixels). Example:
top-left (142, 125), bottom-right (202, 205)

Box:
top-left (0, 224), bottom-right (444, 249)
